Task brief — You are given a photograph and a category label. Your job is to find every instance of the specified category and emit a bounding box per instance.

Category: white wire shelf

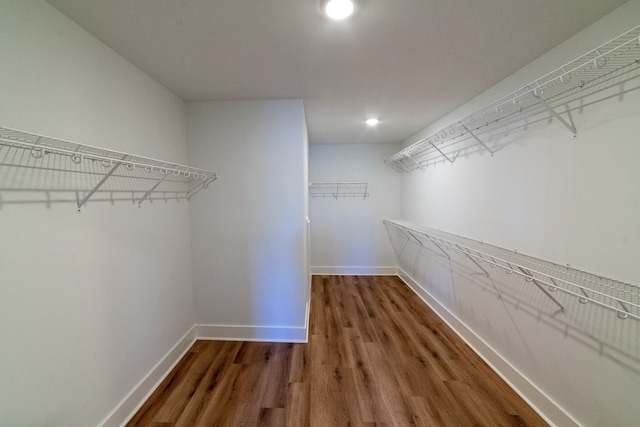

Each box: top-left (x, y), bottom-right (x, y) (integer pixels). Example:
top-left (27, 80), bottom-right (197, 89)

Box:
top-left (384, 219), bottom-right (640, 321)
top-left (386, 25), bottom-right (640, 172)
top-left (309, 182), bottom-right (369, 199)
top-left (0, 126), bottom-right (219, 210)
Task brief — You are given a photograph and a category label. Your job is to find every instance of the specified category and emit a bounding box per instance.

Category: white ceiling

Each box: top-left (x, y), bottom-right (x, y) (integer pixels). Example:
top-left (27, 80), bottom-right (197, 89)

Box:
top-left (47, 0), bottom-right (627, 145)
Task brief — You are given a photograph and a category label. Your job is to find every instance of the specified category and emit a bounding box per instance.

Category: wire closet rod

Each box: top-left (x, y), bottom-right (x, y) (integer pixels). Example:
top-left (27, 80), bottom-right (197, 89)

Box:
top-left (385, 25), bottom-right (640, 172)
top-left (384, 219), bottom-right (640, 321)
top-left (0, 127), bottom-right (218, 180)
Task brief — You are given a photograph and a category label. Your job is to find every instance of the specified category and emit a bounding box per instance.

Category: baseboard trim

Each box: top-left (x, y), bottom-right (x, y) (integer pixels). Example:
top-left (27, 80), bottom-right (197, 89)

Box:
top-left (311, 266), bottom-right (398, 276)
top-left (100, 326), bottom-right (197, 427)
top-left (397, 269), bottom-right (579, 427)
top-left (104, 270), bottom-right (574, 426)
top-left (102, 317), bottom-right (309, 425)
top-left (196, 323), bottom-right (308, 343)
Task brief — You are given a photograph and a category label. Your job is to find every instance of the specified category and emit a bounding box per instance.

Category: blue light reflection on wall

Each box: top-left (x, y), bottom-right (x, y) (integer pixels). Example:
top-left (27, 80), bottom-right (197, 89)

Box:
top-left (249, 216), bottom-right (306, 340)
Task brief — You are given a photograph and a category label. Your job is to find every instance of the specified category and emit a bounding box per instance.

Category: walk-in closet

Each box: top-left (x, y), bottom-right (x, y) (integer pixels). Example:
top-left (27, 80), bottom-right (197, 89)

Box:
top-left (1, 1), bottom-right (639, 426)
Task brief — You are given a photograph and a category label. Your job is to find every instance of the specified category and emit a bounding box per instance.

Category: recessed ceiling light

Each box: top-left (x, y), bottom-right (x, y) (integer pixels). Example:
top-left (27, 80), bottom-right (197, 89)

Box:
top-left (321, 0), bottom-right (355, 20)
top-left (366, 118), bottom-right (380, 127)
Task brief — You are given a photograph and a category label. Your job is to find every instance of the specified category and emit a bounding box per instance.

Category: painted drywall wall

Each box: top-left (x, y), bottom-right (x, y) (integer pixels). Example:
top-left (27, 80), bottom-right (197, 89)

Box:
top-left (0, 2), bottom-right (195, 426)
top-left (397, 1), bottom-right (640, 426)
top-left (187, 100), bottom-right (309, 342)
top-left (309, 143), bottom-right (402, 274)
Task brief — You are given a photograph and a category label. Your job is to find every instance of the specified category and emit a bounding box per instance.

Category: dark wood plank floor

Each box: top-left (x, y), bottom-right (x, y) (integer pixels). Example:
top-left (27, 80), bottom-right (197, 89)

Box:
top-left (127, 275), bottom-right (548, 426)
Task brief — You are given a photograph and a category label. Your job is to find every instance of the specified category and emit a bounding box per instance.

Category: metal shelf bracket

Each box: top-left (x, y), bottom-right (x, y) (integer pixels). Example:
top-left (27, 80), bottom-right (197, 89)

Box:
top-left (77, 155), bottom-right (127, 211)
top-left (460, 123), bottom-right (494, 156)
top-left (533, 90), bottom-right (578, 137)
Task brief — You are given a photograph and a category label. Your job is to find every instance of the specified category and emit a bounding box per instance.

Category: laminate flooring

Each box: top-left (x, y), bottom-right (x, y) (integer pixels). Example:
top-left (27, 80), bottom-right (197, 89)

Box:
top-left (127, 275), bottom-right (548, 426)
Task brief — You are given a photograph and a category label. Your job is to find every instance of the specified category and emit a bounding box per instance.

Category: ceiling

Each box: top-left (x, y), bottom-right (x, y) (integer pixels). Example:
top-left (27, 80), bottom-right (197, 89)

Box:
top-left (46, 0), bottom-right (627, 145)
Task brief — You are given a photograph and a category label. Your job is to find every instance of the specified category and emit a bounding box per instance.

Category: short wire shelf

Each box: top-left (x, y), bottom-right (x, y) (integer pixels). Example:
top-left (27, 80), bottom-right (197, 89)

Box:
top-left (385, 25), bottom-right (640, 172)
top-left (309, 182), bottom-right (369, 199)
top-left (0, 126), bottom-right (219, 210)
top-left (384, 219), bottom-right (640, 321)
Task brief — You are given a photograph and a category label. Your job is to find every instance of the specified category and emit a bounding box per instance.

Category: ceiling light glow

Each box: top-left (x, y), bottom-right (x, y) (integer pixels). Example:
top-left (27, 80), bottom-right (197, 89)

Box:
top-left (366, 118), bottom-right (379, 126)
top-left (323, 0), bottom-right (355, 20)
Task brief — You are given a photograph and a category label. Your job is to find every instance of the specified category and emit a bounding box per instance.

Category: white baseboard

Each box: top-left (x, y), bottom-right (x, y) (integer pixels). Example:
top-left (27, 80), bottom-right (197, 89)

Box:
top-left (103, 296), bottom-right (311, 425)
top-left (397, 269), bottom-right (580, 427)
top-left (100, 326), bottom-right (197, 427)
top-left (105, 270), bottom-right (574, 427)
top-left (196, 322), bottom-right (308, 343)
top-left (311, 266), bottom-right (398, 276)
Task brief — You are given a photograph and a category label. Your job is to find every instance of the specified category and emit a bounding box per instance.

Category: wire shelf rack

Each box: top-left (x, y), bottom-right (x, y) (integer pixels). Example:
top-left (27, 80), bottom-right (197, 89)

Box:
top-left (0, 126), bottom-right (219, 210)
top-left (385, 25), bottom-right (640, 172)
top-left (309, 182), bottom-right (369, 199)
top-left (384, 219), bottom-right (640, 321)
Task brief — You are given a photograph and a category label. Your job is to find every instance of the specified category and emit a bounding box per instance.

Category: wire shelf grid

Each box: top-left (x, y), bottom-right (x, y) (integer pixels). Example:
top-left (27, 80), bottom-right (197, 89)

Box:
top-left (309, 182), bottom-right (369, 199)
top-left (386, 25), bottom-right (640, 172)
top-left (384, 219), bottom-right (640, 321)
top-left (0, 126), bottom-right (219, 209)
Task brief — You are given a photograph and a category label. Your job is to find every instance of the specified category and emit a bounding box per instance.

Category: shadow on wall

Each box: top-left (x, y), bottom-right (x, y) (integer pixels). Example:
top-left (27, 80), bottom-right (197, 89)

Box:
top-left (386, 223), bottom-right (640, 377)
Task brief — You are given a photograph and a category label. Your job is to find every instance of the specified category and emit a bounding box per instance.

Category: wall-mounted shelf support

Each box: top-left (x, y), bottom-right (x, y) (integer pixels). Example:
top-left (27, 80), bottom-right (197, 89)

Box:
top-left (425, 234), bottom-right (450, 259)
top-left (0, 126), bottom-right (219, 210)
top-left (429, 141), bottom-right (454, 164)
top-left (533, 91), bottom-right (577, 137)
top-left (137, 168), bottom-right (171, 207)
top-left (460, 123), bottom-right (494, 156)
top-left (384, 219), bottom-right (640, 321)
top-left (77, 155), bottom-right (127, 211)
top-left (385, 25), bottom-right (640, 172)
top-left (518, 266), bottom-right (566, 314)
top-left (457, 243), bottom-right (490, 277)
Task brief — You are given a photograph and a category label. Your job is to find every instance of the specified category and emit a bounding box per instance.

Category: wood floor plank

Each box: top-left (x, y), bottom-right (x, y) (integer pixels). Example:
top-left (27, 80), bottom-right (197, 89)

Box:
top-left (173, 341), bottom-right (242, 426)
top-left (127, 275), bottom-right (548, 426)
top-left (284, 381), bottom-right (310, 426)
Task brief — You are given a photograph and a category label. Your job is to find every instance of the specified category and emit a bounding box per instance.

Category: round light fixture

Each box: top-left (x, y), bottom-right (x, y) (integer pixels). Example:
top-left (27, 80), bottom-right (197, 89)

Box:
top-left (321, 0), bottom-right (355, 20)
top-left (366, 118), bottom-right (379, 127)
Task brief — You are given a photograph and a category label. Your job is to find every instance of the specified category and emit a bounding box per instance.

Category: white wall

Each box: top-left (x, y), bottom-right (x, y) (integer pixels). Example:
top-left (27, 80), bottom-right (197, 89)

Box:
top-left (398, 1), bottom-right (640, 426)
top-left (0, 1), bottom-right (195, 426)
top-left (187, 100), bottom-right (309, 342)
top-left (309, 143), bottom-right (401, 274)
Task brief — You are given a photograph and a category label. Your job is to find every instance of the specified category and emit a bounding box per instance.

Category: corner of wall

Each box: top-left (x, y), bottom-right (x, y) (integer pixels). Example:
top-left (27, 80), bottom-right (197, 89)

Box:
top-left (100, 326), bottom-right (197, 427)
